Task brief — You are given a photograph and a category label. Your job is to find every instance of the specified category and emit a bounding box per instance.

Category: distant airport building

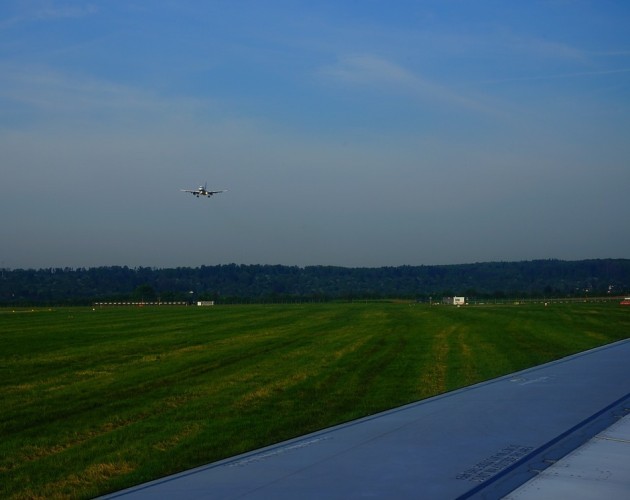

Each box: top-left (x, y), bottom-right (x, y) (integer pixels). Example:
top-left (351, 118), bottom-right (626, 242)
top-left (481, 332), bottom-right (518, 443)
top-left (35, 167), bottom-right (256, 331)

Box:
top-left (197, 301), bottom-right (215, 306)
top-left (442, 296), bottom-right (466, 306)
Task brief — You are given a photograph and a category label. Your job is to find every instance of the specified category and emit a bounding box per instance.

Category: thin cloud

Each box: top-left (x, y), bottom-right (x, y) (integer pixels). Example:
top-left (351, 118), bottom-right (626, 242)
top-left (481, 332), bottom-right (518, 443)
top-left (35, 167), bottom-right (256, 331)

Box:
top-left (510, 36), bottom-right (587, 61)
top-left (320, 55), bottom-right (415, 87)
top-left (593, 51), bottom-right (630, 57)
top-left (0, 64), bottom-right (214, 125)
top-left (319, 54), bottom-right (494, 114)
top-left (31, 4), bottom-right (98, 20)
top-left (1, 65), bottom-right (149, 110)
top-left (477, 67), bottom-right (630, 86)
top-left (0, 2), bottom-right (98, 28)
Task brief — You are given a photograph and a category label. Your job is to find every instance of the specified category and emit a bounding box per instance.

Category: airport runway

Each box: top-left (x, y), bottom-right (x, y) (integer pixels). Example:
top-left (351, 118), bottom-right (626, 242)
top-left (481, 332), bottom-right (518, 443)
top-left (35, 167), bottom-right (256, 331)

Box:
top-left (101, 339), bottom-right (630, 499)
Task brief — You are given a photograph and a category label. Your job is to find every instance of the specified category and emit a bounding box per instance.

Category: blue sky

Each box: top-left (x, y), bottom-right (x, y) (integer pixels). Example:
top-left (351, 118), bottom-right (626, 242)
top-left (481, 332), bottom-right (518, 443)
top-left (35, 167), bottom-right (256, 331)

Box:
top-left (1, 1), bottom-right (629, 269)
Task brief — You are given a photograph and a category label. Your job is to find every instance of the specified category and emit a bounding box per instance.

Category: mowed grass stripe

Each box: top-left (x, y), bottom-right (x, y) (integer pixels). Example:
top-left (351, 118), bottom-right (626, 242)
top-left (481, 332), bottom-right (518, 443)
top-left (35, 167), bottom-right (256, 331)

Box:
top-left (1, 302), bottom-right (628, 498)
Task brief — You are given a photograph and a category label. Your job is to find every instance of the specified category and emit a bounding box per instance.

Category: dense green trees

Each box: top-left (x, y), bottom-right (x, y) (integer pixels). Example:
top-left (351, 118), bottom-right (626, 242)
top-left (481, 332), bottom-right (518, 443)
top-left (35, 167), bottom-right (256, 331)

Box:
top-left (1, 259), bottom-right (628, 305)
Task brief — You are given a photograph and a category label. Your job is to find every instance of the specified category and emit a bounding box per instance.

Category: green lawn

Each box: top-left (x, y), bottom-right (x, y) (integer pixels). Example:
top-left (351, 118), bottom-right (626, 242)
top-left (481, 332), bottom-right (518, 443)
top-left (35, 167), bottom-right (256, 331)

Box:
top-left (1, 302), bottom-right (628, 499)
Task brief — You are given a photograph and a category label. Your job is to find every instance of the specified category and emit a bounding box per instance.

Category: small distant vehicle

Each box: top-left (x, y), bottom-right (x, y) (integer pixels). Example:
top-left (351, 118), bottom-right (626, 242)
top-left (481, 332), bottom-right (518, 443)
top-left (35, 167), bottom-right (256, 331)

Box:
top-left (181, 182), bottom-right (227, 198)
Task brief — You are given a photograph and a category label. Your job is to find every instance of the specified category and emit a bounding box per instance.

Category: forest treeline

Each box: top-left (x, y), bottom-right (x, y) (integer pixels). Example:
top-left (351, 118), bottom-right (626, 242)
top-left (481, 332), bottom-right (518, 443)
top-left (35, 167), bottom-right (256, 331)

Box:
top-left (1, 259), bottom-right (629, 305)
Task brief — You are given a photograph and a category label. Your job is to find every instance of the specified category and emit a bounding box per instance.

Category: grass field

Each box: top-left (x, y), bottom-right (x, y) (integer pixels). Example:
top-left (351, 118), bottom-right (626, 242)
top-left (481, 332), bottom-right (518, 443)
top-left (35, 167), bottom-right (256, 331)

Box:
top-left (1, 301), bottom-right (628, 499)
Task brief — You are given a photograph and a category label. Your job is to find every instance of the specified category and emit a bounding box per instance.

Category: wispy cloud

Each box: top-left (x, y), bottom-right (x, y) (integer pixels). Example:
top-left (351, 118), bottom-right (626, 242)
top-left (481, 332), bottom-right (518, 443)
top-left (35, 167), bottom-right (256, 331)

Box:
top-left (0, 63), bottom-right (213, 127)
top-left (319, 54), bottom-right (493, 114)
top-left (589, 50), bottom-right (630, 57)
top-left (1, 64), bottom-right (146, 109)
top-left (0, 1), bottom-right (98, 29)
top-left (320, 55), bottom-right (415, 87)
top-left (476, 67), bottom-right (630, 86)
top-left (31, 3), bottom-right (98, 20)
top-left (508, 35), bottom-right (587, 61)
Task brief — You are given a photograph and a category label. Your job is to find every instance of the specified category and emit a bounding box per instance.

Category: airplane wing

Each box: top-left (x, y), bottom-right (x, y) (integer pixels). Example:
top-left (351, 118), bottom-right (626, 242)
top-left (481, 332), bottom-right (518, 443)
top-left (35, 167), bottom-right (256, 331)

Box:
top-left (99, 339), bottom-right (630, 500)
top-left (180, 187), bottom-right (227, 197)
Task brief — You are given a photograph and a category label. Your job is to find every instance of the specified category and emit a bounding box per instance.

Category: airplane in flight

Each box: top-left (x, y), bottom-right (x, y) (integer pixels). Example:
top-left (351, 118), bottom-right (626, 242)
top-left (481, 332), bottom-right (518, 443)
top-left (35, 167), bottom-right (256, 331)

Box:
top-left (181, 183), bottom-right (227, 198)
